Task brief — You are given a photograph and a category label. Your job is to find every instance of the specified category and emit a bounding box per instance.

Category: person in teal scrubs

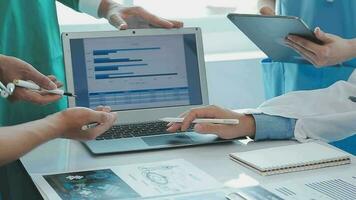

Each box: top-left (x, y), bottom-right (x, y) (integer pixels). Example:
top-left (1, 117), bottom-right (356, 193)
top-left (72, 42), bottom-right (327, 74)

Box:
top-left (0, 0), bottom-right (182, 127)
top-left (257, 0), bottom-right (356, 154)
top-left (258, 0), bottom-right (356, 99)
top-left (0, 1), bottom-right (182, 199)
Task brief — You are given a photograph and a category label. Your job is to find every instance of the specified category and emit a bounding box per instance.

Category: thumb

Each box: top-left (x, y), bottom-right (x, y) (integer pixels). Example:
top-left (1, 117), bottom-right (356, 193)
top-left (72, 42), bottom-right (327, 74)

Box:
top-left (85, 112), bottom-right (117, 138)
top-left (26, 66), bottom-right (57, 90)
top-left (109, 14), bottom-right (128, 30)
top-left (314, 27), bottom-right (332, 43)
top-left (88, 110), bottom-right (115, 124)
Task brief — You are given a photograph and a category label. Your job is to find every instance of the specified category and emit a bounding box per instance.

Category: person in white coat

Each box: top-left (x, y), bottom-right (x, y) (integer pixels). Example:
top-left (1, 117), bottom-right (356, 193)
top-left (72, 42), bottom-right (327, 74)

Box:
top-left (167, 30), bottom-right (356, 155)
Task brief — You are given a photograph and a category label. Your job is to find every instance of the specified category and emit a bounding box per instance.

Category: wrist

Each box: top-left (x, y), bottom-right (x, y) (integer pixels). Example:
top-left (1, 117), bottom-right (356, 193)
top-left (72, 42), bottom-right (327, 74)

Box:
top-left (98, 0), bottom-right (118, 18)
top-left (239, 114), bottom-right (256, 138)
top-left (43, 112), bottom-right (67, 139)
top-left (348, 39), bottom-right (356, 58)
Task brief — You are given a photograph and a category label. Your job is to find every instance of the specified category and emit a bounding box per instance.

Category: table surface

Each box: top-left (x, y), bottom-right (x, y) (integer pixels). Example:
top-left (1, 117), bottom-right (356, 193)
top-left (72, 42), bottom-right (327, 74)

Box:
top-left (21, 138), bottom-right (356, 197)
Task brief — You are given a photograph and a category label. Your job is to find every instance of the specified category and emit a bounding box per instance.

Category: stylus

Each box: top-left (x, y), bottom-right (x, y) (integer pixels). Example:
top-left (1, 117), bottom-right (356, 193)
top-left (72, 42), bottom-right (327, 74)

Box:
top-left (13, 80), bottom-right (76, 97)
top-left (160, 117), bottom-right (239, 125)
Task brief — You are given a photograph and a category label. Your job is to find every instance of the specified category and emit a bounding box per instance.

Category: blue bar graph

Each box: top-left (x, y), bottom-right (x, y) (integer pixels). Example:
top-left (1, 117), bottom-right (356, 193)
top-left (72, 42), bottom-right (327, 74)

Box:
top-left (93, 47), bottom-right (161, 55)
top-left (94, 58), bottom-right (143, 64)
top-left (95, 73), bottom-right (178, 80)
top-left (95, 72), bottom-right (134, 79)
top-left (95, 64), bottom-right (148, 71)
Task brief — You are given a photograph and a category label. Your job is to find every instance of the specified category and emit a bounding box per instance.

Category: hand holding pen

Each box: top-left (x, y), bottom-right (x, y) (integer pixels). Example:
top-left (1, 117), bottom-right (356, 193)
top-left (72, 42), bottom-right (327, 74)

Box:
top-left (0, 56), bottom-right (66, 104)
top-left (13, 79), bottom-right (76, 97)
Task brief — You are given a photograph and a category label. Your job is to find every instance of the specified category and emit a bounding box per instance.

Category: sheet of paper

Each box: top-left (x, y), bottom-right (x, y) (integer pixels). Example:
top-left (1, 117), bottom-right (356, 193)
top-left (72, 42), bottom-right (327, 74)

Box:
top-left (31, 159), bottom-right (222, 200)
top-left (113, 159), bottom-right (222, 197)
top-left (264, 168), bottom-right (356, 200)
top-left (146, 190), bottom-right (228, 200)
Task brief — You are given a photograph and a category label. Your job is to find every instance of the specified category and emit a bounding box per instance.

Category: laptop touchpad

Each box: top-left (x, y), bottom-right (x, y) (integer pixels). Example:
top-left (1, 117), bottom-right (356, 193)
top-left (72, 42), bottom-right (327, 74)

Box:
top-left (142, 134), bottom-right (194, 146)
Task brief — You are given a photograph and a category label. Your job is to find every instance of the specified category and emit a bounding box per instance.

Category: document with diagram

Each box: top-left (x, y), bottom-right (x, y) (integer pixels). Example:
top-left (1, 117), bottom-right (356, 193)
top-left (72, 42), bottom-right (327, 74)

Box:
top-left (31, 159), bottom-right (222, 200)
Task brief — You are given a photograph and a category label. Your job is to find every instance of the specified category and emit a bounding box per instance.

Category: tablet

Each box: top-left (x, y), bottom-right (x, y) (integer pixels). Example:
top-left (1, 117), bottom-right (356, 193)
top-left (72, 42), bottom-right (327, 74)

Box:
top-left (227, 14), bottom-right (323, 64)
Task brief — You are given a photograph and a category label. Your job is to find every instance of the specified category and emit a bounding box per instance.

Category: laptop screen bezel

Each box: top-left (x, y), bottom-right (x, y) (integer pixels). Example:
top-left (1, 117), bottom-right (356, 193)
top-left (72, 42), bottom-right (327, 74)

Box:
top-left (62, 28), bottom-right (208, 124)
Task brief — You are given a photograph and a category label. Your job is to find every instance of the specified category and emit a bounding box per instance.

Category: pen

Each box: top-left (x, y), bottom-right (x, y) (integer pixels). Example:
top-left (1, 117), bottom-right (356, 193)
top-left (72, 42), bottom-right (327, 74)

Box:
top-left (160, 117), bottom-right (240, 125)
top-left (81, 123), bottom-right (99, 131)
top-left (13, 79), bottom-right (76, 97)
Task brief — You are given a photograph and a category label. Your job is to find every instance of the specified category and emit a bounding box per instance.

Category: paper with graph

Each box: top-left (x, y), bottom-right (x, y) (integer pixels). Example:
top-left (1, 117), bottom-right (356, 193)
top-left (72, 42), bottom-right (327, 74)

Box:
top-left (31, 159), bottom-right (221, 200)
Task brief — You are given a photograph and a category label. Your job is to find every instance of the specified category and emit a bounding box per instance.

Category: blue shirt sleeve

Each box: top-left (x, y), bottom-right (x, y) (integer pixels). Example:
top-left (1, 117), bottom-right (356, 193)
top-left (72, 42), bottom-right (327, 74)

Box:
top-left (252, 114), bottom-right (297, 141)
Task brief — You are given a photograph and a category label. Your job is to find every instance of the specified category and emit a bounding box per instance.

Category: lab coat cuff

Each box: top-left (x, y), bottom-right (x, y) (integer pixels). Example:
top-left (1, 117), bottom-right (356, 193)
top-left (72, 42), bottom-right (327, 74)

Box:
top-left (233, 108), bottom-right (263, 115)
top-left (79, 0), bottom-right (102, 18)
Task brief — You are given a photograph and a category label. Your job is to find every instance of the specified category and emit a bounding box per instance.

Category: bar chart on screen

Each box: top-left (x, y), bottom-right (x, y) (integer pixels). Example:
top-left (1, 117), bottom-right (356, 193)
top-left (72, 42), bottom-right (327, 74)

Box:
top-left (82, 34), bottom-right (191, 110)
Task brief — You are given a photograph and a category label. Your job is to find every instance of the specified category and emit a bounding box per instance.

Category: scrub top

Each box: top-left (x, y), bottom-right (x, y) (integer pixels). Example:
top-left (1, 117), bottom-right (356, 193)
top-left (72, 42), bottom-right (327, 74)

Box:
top-left (0, 0), bottom-right (79, 126)
top-left (262, 0), bottom-right (356, 155)
top-left (262, 0), bottom-right (356, 100)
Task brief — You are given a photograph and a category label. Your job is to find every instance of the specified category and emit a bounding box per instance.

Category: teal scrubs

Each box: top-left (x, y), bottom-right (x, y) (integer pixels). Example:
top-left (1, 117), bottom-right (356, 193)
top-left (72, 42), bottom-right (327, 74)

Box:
top-left (262, 0), bottom-right (356, 99)
top-left (262, 0), bottom-right (356, 155)
top-left (0, 1), bottom-right (80, 199)
top-left (0, 0), bottom-right (79, 126)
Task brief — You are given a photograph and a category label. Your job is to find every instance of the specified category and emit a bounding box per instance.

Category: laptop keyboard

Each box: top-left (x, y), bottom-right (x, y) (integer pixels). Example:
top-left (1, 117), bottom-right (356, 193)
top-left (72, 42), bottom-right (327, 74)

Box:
top-left (96, 121), bottom-right (193, 140)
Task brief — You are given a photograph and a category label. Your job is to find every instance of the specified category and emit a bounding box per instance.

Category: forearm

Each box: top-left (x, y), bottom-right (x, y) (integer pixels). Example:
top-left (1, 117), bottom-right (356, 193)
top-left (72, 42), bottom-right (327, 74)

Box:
top-left (0, 115), bottom-right (61, 166)
top-left (252, 114), bottom-right (296, 141)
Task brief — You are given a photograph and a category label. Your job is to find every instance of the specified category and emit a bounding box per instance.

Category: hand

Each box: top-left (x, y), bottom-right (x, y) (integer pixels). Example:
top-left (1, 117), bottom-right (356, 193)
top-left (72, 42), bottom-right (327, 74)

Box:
top-left (285, 27), bottom-right (356, 67)
top-left (166, 105), bottom-right (256, 139)
top-left (99, 0), bottom-right (183, 30)
top-left (259, 6), bottom-right (275, 16)
top-left (0, 55), bottom-right (62, 104)
top-left (49, 106), bottom-right (117, 141)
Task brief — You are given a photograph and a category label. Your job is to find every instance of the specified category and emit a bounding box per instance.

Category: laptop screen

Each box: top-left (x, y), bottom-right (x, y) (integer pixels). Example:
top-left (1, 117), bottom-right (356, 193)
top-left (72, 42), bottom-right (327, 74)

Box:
top-left (69, 33), bottom-right (203, 111)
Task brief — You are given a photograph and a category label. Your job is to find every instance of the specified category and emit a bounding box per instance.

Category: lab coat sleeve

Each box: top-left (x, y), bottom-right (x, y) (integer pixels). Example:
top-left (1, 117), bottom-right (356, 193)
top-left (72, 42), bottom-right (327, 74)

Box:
top-left (235, 72), bottom-right (356, 143)
top-left (57, 0), bottom-right (80, 11)
top-left (78, 0), bottom-right (102, 18)
top-left (294, 112), bottom-right (356, 143)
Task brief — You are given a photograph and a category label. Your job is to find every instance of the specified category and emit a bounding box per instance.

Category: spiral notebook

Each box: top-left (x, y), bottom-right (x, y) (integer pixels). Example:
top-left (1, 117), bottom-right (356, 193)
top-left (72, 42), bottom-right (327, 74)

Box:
top-left (230, 142), bottom-right (351, 176)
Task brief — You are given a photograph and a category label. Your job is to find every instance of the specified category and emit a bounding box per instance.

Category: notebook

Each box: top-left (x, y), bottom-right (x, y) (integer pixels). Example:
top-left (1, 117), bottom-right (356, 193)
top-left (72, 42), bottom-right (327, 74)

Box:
top-left (229, 142), bottom-right (351, 176)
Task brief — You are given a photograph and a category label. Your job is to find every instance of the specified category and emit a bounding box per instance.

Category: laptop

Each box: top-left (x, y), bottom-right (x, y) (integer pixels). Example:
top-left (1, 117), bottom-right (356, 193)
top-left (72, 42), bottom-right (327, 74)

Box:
top-left (62, 28), bottom-right (233, 154)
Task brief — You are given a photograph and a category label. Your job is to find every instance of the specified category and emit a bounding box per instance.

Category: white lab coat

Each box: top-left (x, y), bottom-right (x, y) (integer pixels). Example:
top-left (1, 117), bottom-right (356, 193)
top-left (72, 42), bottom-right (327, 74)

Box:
top-left (241, 70), bottom-right (356, 143)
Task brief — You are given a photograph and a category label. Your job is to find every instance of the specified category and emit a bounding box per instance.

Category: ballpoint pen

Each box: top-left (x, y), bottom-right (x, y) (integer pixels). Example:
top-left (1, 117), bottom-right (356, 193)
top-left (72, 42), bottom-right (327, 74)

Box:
top-left (13, 79), bottom-right (77, 97)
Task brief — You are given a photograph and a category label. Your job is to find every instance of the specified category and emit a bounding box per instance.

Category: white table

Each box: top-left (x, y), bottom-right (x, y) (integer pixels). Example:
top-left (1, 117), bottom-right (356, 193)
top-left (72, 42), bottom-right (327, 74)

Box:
top-left (21, 139), bottom-right (356, 198)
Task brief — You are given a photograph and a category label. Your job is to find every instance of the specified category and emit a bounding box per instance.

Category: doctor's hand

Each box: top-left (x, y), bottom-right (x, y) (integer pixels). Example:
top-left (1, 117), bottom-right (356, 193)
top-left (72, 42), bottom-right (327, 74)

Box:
top-left (259, 6), bottom-right (275, 16)
top-left (166, 105), bottom-right (256, 139)
top-left (285, 27), bottom-right (356, 67)
top-left (0, 55), bottom-right (62, 104)
top-left (258, 0), bottom-right (275, 15)
top-left (48, 106), bottom-right (117, 141)
top-left (99, 0), bottom-right (183, 30)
